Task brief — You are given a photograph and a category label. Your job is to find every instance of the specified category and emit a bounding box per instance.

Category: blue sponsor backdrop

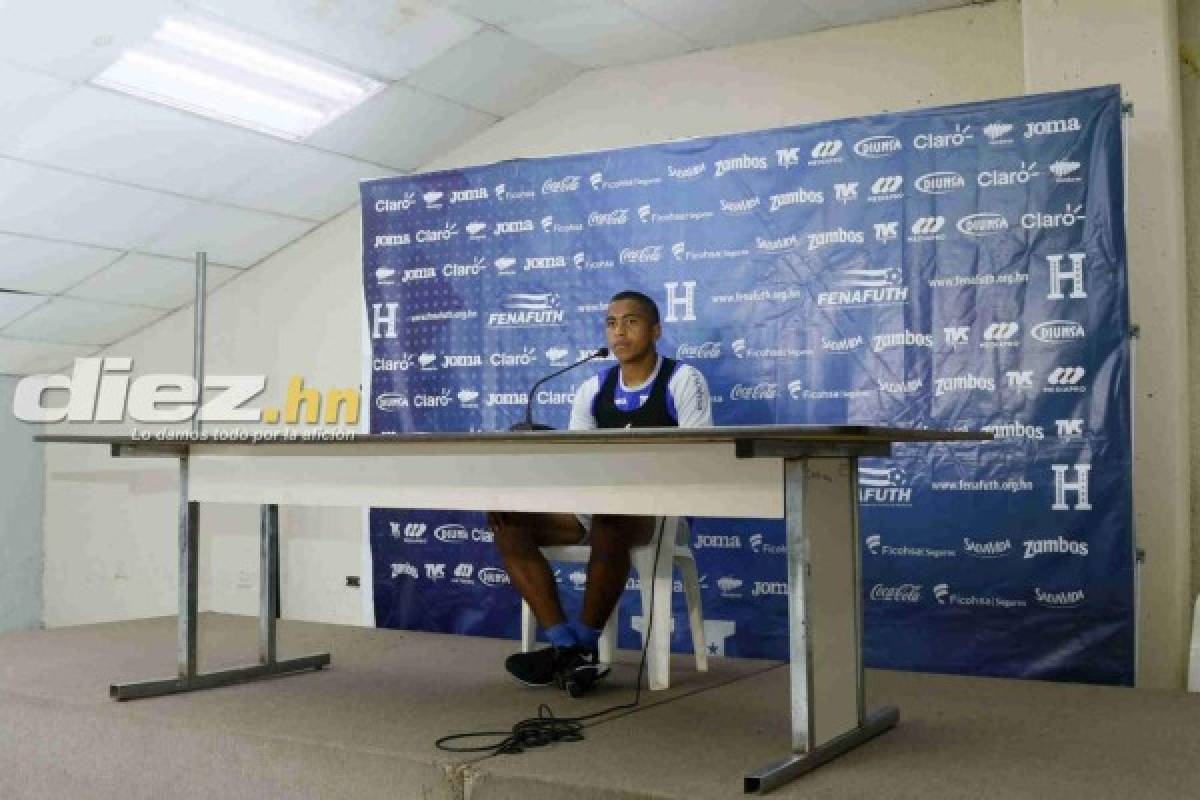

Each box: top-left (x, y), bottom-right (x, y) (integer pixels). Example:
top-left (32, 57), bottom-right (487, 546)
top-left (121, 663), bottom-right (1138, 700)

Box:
top-left (361, 85), bottom-right (1133, 685)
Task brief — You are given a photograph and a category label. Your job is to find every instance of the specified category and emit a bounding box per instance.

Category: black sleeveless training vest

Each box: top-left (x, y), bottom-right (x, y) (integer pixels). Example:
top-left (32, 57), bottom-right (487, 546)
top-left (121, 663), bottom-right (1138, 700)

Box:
top-left (592, 357), bottom-right (679, 429)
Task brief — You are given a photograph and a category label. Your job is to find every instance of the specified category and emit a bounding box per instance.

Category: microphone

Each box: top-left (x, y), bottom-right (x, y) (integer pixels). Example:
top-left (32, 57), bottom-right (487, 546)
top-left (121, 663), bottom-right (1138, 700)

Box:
top-left (510, 347), bottom-right (610, 431)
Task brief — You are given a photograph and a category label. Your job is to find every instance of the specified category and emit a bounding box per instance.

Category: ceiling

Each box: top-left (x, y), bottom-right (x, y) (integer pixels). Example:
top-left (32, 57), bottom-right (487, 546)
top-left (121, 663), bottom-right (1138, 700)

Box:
top-left (0, 0), bottom-right (974, 376)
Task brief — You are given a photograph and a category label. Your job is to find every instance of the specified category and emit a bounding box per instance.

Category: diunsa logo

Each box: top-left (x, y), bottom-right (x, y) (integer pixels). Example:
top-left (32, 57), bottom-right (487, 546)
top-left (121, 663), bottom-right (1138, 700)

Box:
top-left (478, 567), bottom-right (511, 587)
top-left (1031, 320), bottom-right (1085, 342)
top-left (434, 524), bottom-right (469, 543)
top-left (915, 171), bottom-right (965, 194)
top-left (957, 212), bottom-right (1009, 236)
top-left (853, 135), bottom-right (902, 158)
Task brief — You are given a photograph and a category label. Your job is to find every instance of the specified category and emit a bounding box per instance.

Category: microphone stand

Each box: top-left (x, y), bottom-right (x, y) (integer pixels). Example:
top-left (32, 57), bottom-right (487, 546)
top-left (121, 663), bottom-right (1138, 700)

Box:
top-left (510, 347), bottom-right (610, 431)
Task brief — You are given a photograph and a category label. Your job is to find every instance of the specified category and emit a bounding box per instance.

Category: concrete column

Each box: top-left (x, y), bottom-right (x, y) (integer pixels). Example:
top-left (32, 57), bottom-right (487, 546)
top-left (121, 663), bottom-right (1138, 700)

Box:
top-left (1178, 0), bottom-right (1200, 653)
top-left (1023, 0), bottom-right (1190, 689)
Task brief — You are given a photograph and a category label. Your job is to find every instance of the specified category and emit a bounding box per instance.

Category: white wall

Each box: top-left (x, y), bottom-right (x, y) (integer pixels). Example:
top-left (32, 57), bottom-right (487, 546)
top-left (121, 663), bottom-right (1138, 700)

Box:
top-left (46, 0), bottom-right (1192, 686)
top-left (0, 374), bottom-right (43, 634)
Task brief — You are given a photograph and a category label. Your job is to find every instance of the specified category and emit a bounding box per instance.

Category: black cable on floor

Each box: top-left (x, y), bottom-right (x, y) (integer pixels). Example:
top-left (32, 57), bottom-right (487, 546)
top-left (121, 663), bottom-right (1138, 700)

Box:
top-left (435, 517), bottom-right (668, 756)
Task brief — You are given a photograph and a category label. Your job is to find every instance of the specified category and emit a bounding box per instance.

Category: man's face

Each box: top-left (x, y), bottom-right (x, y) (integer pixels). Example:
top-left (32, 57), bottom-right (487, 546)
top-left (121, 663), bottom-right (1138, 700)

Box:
top-left (605, 298), bottom-right (660, 364)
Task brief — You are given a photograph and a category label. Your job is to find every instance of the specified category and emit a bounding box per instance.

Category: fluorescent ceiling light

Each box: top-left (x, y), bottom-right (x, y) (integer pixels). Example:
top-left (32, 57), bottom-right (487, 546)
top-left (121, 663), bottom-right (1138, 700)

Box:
top-left (92, 16), bottom-right (385, 141)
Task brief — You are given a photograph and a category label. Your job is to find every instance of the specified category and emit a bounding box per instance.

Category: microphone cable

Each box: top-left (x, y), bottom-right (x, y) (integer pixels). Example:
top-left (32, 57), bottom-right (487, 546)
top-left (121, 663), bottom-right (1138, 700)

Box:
top-left (435, 515), bottom-right (669, 756)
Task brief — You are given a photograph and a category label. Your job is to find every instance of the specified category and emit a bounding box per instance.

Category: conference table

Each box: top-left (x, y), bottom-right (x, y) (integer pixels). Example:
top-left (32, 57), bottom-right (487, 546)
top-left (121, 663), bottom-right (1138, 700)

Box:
top-left (37, 425), bottom-right (983, 793)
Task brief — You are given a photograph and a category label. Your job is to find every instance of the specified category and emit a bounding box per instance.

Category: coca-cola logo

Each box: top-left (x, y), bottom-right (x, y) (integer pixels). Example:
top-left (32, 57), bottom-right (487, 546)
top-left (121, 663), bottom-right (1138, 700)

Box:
top-left (542, 175), bottom-right (581, 193)
top-left (870, 583), bottom-right (922, 603)
top-left (619, 246), bottom-right (663, 264)
top-left (730, 383), bottom-right (778, 401)
top-left (676, 342), bottom-right (721, 359)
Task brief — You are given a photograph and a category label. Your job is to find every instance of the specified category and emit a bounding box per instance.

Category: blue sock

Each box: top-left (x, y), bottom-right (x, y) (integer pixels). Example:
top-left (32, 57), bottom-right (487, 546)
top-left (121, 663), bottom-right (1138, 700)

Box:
top-left (568, 619), bottom-right (601, 650)
top-left (545, 623), bottom-right (576, 649)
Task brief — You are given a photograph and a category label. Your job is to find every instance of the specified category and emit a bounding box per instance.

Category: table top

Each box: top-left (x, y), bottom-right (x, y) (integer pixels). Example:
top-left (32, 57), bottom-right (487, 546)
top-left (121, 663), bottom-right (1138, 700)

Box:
top-left (36, 424), bottom-right (989, 459)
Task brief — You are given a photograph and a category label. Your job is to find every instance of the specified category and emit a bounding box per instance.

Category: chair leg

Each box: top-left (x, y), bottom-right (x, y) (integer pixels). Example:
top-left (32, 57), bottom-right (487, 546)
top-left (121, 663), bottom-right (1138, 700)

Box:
top-left (634, 543), bottom-right (674, 691)
top-left (597, 610), bottom-right (617, 665)
top-left (520, 600), bottom-right (536, 653)
top-left (677, 555), bottom-right (708, 672)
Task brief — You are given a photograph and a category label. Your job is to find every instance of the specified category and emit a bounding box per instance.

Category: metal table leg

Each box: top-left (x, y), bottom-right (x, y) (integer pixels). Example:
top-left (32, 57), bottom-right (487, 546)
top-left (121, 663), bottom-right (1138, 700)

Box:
top-left (744, 457), bottom-right (898, 793)
top-left (110, 465), bottom-right (330, 701)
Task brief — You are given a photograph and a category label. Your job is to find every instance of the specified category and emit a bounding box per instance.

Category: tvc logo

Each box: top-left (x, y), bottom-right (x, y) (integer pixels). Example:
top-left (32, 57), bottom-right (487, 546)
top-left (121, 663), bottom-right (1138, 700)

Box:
top-left (833, 182), bottom-right (858, 203)
top-left (874, 222), bottom-right (898, 243)
top-left (944, 327), bottom-right (970, 348)
top-left (1056, 418), bottom-right (1085, 437)
top-left (1006, 370), bottom-right (1034, 389)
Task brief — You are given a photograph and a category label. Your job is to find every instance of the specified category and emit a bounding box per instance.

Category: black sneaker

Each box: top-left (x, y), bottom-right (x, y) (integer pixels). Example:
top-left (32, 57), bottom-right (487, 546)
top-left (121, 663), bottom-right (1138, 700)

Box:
top-left (504, 645), bottom-right (609, 692)
top-left (505, 646), bottom-right (566, 687)
top-left (553, 647), bottom-right (609, 698)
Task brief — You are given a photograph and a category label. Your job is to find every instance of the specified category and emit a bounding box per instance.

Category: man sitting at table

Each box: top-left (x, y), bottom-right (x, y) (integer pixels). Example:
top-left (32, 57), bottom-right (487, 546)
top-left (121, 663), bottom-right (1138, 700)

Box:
top-left (488, 290), bottom-right (713, 695)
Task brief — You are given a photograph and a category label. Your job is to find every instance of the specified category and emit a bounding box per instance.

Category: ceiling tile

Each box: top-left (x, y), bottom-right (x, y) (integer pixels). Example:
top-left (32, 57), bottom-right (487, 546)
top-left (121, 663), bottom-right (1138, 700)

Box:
top-left (0, 157), bottom-right (190, 251)
top-left (406, 30), bottom-right (581, 117)
top-left (4, 86), bottom-right (288, 204)
top-left (503, 4), bottom-right (695, 68)
top-left (0, 234), bottom-right (121, 294)
top-left (139, 200), bottom-right (315, 267)
top-left (2, 296), bottom-right (163, 346)
top-left (0, 337), bottom-right (99, 375)
top-left (0, 0), bottom-right (173, 82)
top-left (0, 291), bottom-right (49, 327)
top-left (307, 84), bottom-right (495, 170)
top-left (0, 61), bottom-right (75, 152)
top-left (625, 0), bottom-right (828, 48)
top-left (800, 0), bottom-right (970, 27)
top-left (440, 0), bottom-right (597, 26)
top-left (66, 252), bottom-right (240, 310)
top-left (213, 148), bottom-right (385, 221)
top-left (191, 0), bottom-right (480, 80)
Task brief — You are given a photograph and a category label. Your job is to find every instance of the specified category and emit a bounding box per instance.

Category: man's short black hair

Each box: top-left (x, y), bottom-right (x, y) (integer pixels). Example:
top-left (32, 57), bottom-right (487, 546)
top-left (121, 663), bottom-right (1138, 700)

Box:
top-left (608, 290), bottom-right (660, 325)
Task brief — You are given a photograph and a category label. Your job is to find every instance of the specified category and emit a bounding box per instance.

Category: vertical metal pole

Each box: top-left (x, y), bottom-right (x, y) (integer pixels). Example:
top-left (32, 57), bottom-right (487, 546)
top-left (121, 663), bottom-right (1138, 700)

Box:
top-left (1120, 101), bottom-right (1140, 686)
top-left (192, 251), bottom-right (207, 436)
top-left (260, 504), bottom-right (279, 665)
top-left (849, 458), bottom-right (865, 726)
top-left (179, 457), bottom-right (199, 681)
top-left (785, 459), bottom-right (814, 752)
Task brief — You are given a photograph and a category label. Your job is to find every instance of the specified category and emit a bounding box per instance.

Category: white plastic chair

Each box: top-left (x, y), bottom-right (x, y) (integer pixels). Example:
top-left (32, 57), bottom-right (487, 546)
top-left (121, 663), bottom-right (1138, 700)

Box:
top-left (1189, 594), bottom-right (1200, 692)
top-left (520, 516), bottom-right (708, 690)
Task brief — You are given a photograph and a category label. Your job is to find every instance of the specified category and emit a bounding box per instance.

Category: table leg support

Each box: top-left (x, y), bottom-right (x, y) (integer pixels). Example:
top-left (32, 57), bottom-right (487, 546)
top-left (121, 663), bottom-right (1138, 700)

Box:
top-left (743, 458), bottom-right (897, 793)
top-left (744, 706), bottom-right (899, 794)
top-left (110, 483), bottom-right (330, 701)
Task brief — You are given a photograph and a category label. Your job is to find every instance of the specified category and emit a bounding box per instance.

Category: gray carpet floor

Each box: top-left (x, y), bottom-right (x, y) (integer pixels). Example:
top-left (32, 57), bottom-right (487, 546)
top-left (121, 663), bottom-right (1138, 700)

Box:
top-left (0, 613), bottom-right (1197, 799)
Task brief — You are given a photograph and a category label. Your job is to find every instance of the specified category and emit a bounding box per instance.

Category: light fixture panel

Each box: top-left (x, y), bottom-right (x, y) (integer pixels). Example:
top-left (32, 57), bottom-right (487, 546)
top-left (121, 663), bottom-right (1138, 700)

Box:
top-left (92, 16), bottom-right (385, 141)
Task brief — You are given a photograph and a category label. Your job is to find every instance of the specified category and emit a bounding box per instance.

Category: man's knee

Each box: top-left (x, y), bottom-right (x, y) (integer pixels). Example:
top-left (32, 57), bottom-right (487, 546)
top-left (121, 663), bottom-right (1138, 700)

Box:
top-left (490, 512), bottom-right (536, 555)
top-left (590, 515), bottom-right (655, 550)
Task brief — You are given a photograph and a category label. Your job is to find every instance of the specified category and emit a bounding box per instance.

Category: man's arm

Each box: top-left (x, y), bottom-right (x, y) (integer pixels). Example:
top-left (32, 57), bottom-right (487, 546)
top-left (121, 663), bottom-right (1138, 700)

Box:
top-left (669, 364), bottom-right (713, 428)
top-left (568, 374), bottom-right (601, 430)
